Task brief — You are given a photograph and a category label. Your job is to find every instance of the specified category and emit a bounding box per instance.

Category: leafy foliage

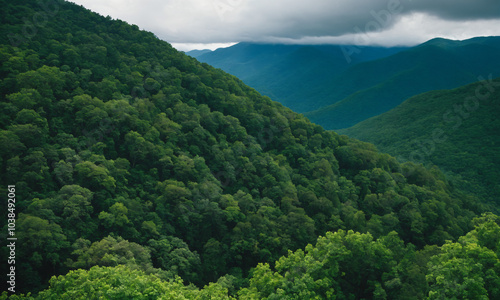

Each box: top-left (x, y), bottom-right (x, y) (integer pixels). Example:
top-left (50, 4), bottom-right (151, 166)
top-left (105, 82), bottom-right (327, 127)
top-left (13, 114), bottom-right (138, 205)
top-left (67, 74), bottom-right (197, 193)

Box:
top-left (6, 215), bottom-right (500, 299)
top-left (2, 265), bottom-right (234, 299)
top-left (0, 0), bottom-right (493, 298)
top-left (238, 215), bottom-right (500, 299)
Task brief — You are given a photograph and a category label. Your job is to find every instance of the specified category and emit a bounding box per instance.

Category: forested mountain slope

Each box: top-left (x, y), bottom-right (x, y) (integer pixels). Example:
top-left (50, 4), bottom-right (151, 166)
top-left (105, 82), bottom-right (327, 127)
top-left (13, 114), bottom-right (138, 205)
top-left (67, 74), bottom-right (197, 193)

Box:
top-left (340, 78), bottom-right (500, 206)
top-left (306, 37), bottom-right (500, 129)
top-left (0, 0), bottom-right (495, 298)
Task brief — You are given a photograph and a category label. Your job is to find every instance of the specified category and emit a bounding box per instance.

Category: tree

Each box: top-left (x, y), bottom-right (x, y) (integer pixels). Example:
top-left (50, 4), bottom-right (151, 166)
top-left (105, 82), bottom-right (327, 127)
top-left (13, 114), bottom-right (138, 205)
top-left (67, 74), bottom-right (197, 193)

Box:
top-left (38, 185), bottom-right (96, 239)
top-left (239, 230), bottom-right (406, 299)
top-left (0, 130), bottom-right (26, 159)
top-left (6, 265), bottom-right (235, 299)
top-left (426, 242), bottom-right (499, 299)
top-left (15, 214), bottom-right (68, 293)
top-left (21, 150), bottom-right (52, 192)
top-left (67, 236), bottom-right (154, 273)
top-left (9, 123), bottom-right (47, 148)
top-left (148, 237), bottom-right (201, 284)
top-left (53, 160), bottom-right (74, 186)
top-left (16, 65), bottom-right (66, 99)
top-left (74, 161), bottom-right (116, 191)
top-left (98, 202), bottom-right (130, 232)
top-left (7, 88), bottom-right (44, 109)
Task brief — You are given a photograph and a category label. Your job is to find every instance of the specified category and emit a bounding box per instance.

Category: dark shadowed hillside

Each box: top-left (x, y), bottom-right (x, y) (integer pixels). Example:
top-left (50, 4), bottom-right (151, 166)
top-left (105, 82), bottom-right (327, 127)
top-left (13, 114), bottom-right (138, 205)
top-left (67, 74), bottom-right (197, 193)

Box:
top-left (306, 37), bottom-right (500, 129)
top-left (340, 78), bottom-right (500, 205)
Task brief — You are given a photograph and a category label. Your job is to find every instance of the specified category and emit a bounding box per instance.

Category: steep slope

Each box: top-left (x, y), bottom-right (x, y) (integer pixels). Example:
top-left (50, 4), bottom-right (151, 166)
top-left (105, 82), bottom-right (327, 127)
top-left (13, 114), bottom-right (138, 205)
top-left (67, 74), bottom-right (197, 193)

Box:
top-left (307, 37), bottom-right (500, 129)
top-left (242, 46), bottom-right (348, 112)
top-left (340, 78), bottom-right (500, 204)
top-left (0, 0), bottom-right (487, 296)
top-left (196, 43), bottom-right (302, 80)
top-left (197, 43), bottom-right (407, 112)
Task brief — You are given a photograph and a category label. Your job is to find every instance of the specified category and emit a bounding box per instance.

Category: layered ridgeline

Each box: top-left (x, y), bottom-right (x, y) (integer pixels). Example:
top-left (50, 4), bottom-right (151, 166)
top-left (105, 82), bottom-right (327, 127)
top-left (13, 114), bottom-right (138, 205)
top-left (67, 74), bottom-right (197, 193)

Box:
top-left (304, 37), bottom-right (500, 129)
top-left (196, 37), bottom-right (500, 130)
top-left (193, 43), bottom-right (407, 113)
top-left (0, 0), bottom-right (496, 298)
top-left (340, 78), bottom-right (500, 206)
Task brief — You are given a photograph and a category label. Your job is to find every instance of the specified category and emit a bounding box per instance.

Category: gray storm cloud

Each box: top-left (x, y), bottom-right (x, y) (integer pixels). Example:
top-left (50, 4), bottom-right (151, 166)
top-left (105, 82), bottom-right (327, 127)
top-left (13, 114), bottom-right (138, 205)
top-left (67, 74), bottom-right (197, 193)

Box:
top-left (408, 0), bottom-right (500, 20)
top-left (71, 0), bottom-right (500, 48)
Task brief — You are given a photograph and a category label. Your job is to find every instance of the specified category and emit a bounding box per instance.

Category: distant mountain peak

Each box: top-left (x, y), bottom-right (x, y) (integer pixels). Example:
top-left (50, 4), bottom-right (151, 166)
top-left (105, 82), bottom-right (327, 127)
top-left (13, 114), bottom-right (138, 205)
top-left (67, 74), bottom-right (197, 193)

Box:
top-left (185, 49), bottom-right (212, 58)
top-left (422, 36), bottom-right (500, 48)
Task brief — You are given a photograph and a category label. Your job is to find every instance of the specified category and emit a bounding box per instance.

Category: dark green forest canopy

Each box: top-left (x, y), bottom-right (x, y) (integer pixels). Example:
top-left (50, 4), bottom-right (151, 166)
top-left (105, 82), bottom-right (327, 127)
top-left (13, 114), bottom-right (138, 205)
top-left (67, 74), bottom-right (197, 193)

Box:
top-left (0, 0), bottom-right (495, 298)
top-left (7, 215), bottom-right (500, 299)
top-left (340, 78), bottom-right (500, 206)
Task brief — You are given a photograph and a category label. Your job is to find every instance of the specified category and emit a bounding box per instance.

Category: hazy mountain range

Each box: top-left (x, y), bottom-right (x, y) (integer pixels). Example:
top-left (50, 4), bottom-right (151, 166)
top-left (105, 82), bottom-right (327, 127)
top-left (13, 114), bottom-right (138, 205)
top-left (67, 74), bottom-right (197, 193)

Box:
top-left (191, 36), bottom-right (500, 129)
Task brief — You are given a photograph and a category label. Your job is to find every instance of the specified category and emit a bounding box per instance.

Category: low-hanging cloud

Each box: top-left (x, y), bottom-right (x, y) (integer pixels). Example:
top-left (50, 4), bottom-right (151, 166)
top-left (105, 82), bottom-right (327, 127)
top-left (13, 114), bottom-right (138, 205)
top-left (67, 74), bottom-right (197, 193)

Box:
top-left (70, 0), bottom-right (500, 50)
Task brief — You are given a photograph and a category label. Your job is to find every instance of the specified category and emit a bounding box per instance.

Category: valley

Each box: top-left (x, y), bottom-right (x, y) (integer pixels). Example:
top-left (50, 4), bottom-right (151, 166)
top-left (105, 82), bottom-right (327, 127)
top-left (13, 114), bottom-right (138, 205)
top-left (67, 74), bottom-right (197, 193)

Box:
top-left (195, 37), bottom-right (500, 129)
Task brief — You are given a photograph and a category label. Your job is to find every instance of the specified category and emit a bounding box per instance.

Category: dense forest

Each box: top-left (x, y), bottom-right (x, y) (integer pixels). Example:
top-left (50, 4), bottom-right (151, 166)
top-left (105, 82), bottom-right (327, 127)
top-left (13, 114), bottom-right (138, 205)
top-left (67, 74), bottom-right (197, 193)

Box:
top-left (0, 0), bottom-right (499, 299)
top-left (340, 79), bottom-right (500, 209)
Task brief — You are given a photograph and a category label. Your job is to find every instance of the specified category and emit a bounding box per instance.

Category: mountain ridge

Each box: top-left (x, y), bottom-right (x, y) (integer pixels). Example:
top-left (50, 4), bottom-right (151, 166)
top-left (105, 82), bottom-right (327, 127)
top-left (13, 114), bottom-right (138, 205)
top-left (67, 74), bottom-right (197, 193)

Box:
top-left (196, 36), bottom-right (500, 129)
top-left (304, 36), bottom-right (500, 128)
top-left (196, 42), bottom-right (408, 112)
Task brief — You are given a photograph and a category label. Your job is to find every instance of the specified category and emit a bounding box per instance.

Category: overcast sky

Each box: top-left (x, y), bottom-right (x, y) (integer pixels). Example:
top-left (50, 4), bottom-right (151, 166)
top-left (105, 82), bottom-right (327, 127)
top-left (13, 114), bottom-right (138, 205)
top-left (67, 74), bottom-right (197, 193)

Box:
top-left (70, 0), bottom-right (500, 51)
